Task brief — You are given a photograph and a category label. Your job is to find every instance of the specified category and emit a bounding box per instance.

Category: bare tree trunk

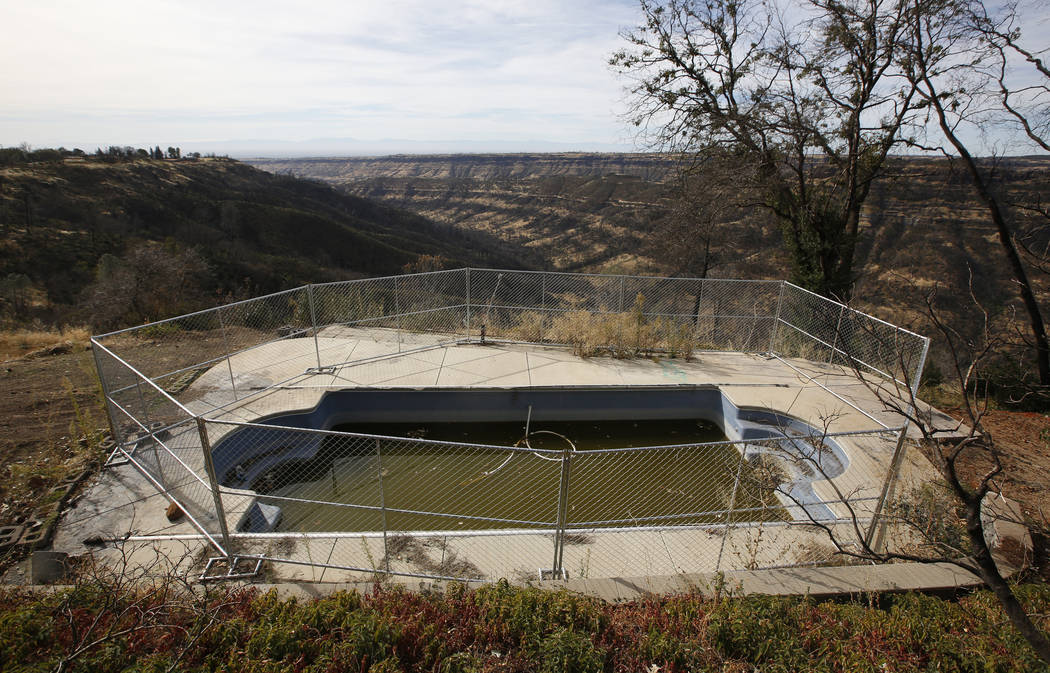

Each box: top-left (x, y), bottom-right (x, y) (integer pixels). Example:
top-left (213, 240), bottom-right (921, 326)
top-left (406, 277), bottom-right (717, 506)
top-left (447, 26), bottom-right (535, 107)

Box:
top-left (955, 150), bottom-right (1050, 386)
top-left (924, 89), bottom-right (1050, 385)
top-left (964, 501), bottom-right (1050, 662)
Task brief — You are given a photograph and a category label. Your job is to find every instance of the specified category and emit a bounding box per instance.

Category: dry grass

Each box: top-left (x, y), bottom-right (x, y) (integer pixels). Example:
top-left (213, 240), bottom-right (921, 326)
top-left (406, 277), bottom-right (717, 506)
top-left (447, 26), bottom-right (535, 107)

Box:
top-left (503, 294), bottom-right (695, 360)
top-left (0, 326), bottom-right (90, 362)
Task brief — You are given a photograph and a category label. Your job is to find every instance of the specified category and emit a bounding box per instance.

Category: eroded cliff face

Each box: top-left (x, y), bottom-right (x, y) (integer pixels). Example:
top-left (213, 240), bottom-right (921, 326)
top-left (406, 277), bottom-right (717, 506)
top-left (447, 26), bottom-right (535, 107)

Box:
top-left (246, 154), bottom-right (705, 273)
top-left (249, 153), bottom-right (677, 183)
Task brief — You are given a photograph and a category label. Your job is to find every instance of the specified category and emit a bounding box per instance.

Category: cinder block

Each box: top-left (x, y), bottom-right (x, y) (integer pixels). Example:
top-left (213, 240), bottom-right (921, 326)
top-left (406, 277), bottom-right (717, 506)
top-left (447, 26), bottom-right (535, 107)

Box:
top-left (60, 470), bottom-right (91, 489)
top-left (18, 518), bottom-right (53, 550)
top-left (0, 524), bottom-right (24, 552)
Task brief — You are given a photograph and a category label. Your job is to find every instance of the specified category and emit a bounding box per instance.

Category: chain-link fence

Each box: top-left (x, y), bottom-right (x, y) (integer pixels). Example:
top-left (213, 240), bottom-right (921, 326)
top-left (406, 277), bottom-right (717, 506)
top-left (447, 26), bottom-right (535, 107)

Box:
top-left (90, 269), bottom-right (928, 581)
top-left (180, 419), bottom-right (900, 581)
top-left (465, 270), bottom-right (781, 356)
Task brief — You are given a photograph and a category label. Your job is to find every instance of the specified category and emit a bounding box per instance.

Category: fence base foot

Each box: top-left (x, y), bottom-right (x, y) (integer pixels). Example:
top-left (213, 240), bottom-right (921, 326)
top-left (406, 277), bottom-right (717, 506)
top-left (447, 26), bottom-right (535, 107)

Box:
top-left (538, 567), bottom-right (568, 581)
top-left (200, 555), bottom-right (264, 582)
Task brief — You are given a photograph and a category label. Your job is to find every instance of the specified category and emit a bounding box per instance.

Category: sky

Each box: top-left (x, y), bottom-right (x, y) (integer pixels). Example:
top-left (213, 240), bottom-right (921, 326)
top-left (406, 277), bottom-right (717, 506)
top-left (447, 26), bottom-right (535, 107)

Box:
top-left (2, 1), bottom-right (1048, 158)
top-left (0, 0), bottom-right (642, 156)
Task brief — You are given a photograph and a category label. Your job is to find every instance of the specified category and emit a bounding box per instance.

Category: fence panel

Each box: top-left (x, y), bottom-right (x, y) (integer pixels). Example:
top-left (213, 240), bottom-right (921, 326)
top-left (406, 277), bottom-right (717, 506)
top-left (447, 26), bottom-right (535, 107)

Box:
top-left (396, 269), bottom-right (468, 343)
top-left (694, 279), bottom-right (780, 352)
top-left (470, 272), bottom-right (782, 355)
top-left (375, 436), bottom-right (560, 581)
top-left (93, 307), bottom-right (230, 397)
top-left (772, 282), bottom-right (928, 410)
top-left (467, 269), bottom-right (546, 340)
top-left (93, 287), bottom-right (313, 412)
top-left (93, 341), bottom-right (228, 551)
top-left (312, 277), bottom-right (394, 330)
top-left (772, 283), bottom-right (843, 362)
top-left (834, 309), bottom-right (927, 390)
top-left (201, 421), bottom-right (566, 581)
top-left (561, 442), bottom-right (737, 576)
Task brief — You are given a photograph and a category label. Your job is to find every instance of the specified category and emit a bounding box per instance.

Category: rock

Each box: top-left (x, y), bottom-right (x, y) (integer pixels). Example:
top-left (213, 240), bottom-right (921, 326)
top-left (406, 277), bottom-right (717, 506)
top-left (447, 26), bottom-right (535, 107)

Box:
top-left (982, 492), bottom-right (1033, 573)
top-left (165, 502), bottom-right (185, 522)
top-left (26, 341), bottom-right (74, 359)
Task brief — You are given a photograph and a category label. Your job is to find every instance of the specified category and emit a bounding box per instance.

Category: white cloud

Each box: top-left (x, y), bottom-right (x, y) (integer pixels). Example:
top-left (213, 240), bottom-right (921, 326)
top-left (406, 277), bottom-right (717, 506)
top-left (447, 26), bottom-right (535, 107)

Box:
top-left (0, 0), bottom-right (641, 150)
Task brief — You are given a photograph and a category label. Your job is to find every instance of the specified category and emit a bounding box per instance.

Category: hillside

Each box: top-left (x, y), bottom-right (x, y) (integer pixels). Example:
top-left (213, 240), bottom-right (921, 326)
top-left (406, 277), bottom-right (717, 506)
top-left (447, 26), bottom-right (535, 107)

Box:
top-left (0, 156), bottom-right (534, 328)
top-left (251, 153), bottom-right (727, 274)
top-left (247, 153), bottom-right (1050, 333)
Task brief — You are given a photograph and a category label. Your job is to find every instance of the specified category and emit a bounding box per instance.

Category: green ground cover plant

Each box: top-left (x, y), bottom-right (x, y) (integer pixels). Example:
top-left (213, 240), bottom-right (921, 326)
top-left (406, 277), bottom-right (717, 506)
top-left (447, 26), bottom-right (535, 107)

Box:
top-left (1, 577), bottom-right (1047, 672)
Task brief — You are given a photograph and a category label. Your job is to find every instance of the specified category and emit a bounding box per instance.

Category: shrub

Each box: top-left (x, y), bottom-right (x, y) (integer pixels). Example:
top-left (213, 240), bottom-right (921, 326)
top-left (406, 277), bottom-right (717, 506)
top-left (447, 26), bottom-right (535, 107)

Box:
top-left (2, 574), bottom-right (1049, 671)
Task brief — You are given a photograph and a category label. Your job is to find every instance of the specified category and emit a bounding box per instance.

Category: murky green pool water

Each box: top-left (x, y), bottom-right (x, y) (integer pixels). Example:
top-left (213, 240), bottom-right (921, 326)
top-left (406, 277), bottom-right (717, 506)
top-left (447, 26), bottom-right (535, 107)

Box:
top-left (265, 419), bottom-right (784, 532)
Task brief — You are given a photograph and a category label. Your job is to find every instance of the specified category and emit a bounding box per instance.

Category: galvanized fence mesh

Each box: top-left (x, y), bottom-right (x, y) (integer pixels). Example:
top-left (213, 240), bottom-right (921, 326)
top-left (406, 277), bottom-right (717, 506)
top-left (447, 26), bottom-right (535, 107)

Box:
top-left (190, 419), bottom-right (896, 581)
top-left (312, 269), bottom-right (469, 361)
top-left (773, 283), bottom-right (927, 393)
top-left (467, 269), bottom-right (782, 357)
top-left (92, 342), bottom-right (230, 553)
top-left (90, 268), bottom-right (929, 581)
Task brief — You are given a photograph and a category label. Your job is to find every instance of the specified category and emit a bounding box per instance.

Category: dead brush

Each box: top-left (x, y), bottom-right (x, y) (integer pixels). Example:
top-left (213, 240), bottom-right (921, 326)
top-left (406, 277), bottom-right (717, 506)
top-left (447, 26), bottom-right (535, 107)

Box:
top-left (0, 325), bottom-right (90, 361)
top-left (507, 310), bottom-right (548, 343)
top-left (543, 294), bottom-right (695, 359)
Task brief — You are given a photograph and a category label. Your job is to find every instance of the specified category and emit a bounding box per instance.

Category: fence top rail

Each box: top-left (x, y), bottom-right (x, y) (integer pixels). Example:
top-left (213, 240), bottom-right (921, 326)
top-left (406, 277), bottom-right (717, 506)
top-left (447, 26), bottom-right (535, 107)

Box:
top-left (93, 284), bottom-right (310, 340)
top-left (90, 338), bottom-right (194, 417)
top-left (467, 267), bottom-right (785, 284)
top-left (310, 267), bottom-right (468, 288)
top-left (782, 281), bottom-right (928, 343)
top-left (203, 417), bottom-right (900, 455)
top-left (91, 271), bottom-right (923, 355)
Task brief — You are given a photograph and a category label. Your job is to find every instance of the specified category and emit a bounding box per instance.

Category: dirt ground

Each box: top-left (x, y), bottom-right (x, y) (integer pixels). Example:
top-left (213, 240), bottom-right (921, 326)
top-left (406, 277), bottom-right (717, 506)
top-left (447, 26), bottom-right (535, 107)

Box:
top-left (0, 346), bottom-right (105, 522)
top-left (0, 329), bottom-right (245, 526)
top-left (942, 408), bottom-right (1050, 527)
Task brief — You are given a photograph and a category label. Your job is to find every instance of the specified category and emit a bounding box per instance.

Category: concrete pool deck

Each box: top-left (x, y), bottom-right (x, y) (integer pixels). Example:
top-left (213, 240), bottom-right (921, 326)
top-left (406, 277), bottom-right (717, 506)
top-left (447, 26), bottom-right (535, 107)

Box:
top-left (182, 327), bottom-right (930, 435)
top-left (52, 329), bottom-right (952, 584)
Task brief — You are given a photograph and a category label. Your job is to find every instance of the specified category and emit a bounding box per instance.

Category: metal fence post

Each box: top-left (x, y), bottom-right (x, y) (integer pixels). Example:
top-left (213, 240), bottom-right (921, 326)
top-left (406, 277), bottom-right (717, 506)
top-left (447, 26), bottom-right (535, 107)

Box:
top-left (540, 272), bottom-right (549, 342)
top-left (307, 284), bottom-right (322, 369)
top-left (691, 278), bottom-right (706, 347)
top-left (912, 336), bottom-right (931, 399)
top-left (464, 268), bottom-right (471, 341)
top-left (376, 437), bottom-right (390, 574)
top-left (395, 276), bottom-right (402, 353)
top-left (865, 425), bottom-right (910, 552)
top-left (768, 281), bottom-right (786, 355)
top-left (217, 306), bottom-right (238, 401)
top-left (131, 378), bottom-right (169, 486)
top-left (716, 445), bottom-right (747, 571)
top-left (552, 448), bottom-right (573, 579)
top-left (828, 304), bottom-right (846, 364)
top-left (196, 417), bottom-right (233, 558)
top-left (90, 342), bottom-right (122, 449)
top-left (866, 336), bottom-right (931, 552)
